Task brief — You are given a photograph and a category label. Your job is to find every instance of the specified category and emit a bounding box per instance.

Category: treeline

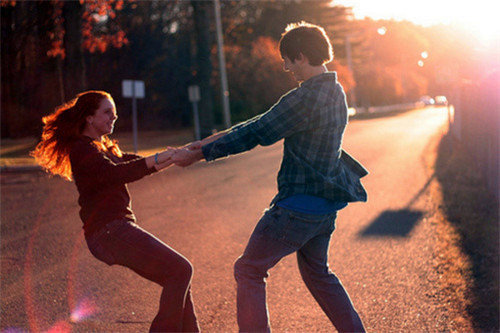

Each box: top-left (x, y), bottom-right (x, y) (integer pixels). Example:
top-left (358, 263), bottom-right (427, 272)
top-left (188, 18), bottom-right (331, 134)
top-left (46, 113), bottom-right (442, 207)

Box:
top-left (1, 0), bottom-right (494, 138)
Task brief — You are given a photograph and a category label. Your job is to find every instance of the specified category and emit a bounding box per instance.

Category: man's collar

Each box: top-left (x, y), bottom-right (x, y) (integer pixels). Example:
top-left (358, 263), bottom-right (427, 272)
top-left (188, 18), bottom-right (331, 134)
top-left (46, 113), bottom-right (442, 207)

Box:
top-left (299, 71), bottom-right (337, 87)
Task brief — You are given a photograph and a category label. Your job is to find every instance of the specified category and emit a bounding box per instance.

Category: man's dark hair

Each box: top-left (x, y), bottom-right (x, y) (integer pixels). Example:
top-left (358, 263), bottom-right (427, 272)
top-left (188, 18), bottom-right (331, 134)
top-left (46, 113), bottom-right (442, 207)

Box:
top-left (279, 21), bottom-right (333, 66)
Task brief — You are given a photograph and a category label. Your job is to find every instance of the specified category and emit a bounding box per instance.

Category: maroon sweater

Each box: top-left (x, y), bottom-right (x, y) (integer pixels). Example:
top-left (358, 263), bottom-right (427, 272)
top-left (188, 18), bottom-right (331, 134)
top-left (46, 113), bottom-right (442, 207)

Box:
top-left (69, 136), bottom-right (156, 235)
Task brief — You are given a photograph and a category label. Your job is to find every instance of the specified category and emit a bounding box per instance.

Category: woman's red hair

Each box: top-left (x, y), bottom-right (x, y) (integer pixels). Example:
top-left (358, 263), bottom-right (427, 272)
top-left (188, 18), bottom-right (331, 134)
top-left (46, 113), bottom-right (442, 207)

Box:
top-left (31, 90), bottom-right (122, 181)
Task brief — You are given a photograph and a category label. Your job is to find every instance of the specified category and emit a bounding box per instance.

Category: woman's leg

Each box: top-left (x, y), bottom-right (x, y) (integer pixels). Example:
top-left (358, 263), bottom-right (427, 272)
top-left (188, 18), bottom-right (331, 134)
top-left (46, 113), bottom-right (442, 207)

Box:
top-left (85, 219), bottom-right (199, 332)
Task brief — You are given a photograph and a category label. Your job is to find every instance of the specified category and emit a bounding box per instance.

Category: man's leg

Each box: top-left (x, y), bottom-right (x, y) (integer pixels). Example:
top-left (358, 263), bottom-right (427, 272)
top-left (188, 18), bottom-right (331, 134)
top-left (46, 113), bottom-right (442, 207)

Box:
top-left (234, 207), bottom-right (295, 332)
top-left (296, 218), bottom-right (365, 333)
top-left (234, 206), bottom-right (329, 332)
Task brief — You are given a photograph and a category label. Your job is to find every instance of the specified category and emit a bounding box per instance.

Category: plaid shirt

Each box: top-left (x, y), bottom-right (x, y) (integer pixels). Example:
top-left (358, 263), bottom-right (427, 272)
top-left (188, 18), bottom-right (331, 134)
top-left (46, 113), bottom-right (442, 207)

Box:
top-left (202, 72), bottom-right (368, 204)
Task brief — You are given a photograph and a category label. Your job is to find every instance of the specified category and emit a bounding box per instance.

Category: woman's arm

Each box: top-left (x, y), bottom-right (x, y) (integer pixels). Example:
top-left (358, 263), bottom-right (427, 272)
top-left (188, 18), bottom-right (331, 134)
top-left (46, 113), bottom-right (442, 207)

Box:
top-left (145, 148), bottom-right (176, 171)
top-left (71, 142), bottom-right (176, 184)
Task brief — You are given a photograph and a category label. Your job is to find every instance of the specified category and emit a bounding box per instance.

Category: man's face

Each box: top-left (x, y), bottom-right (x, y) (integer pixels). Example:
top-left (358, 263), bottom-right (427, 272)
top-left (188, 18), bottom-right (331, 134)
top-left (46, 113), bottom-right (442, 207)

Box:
top-left (283, 56), bottom-right (304, 82)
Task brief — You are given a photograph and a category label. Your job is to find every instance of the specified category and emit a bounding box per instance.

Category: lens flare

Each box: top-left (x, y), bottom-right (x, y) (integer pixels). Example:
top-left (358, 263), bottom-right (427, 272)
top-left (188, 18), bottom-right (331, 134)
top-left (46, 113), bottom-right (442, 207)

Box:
top-left (45, 320), bottom-right (72, 333)
top-left (70, 297), bottom-right (98, 323)
top-left (21, 186), bottom-right (99, 332)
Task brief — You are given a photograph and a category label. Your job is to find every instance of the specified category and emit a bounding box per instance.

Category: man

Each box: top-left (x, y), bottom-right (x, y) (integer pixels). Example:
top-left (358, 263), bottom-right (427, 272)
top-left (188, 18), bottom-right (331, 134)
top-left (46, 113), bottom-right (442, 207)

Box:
top-left (173, 21), bottom-right (367, 332)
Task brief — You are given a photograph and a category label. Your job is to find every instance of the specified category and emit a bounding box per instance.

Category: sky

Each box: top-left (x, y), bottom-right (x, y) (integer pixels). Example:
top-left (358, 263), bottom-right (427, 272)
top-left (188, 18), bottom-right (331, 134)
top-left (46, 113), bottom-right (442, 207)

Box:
top-left (333, 0), bottom-right (499, 45)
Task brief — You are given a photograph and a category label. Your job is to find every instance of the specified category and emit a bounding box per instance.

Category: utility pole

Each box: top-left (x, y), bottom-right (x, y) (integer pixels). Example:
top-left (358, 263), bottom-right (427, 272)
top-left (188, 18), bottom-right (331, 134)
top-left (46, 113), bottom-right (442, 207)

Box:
top-left (213, 0), bottom-right (231, 128)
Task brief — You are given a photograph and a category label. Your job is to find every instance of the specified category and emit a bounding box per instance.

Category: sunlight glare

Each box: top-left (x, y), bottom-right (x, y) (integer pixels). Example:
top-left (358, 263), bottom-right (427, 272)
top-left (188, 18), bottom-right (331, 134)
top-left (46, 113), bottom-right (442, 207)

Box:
top-left (70, 297), bottom-right (98, 323)
top-left (91, 13), bottom-right (108, 23)
top-left (45, 321), bottom-right (72, 333)
top-left (333, 0), bottom-right (499, 45)
top-left (377, 26), bottom-right (387, 35)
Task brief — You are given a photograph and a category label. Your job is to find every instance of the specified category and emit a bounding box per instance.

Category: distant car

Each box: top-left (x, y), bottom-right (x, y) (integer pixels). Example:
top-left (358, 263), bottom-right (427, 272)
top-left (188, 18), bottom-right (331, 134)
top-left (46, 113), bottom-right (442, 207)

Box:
top-left (435, 96), bottom-right (448, 106)
top-left (419, 96), bottom-right (435, 105)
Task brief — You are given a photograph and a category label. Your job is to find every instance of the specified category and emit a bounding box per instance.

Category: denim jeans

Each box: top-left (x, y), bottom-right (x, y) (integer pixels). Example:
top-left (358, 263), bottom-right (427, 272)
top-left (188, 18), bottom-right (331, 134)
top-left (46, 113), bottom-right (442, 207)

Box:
top-left (85, 219), bottom-right (200, 332)
top-left (234, 206), bottom-right (365, 333)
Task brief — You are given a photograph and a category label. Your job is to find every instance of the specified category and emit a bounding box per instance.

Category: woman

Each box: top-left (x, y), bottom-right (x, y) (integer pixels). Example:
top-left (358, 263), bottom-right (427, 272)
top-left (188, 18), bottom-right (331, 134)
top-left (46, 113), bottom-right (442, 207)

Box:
top-left (32, 90), bottom-right (200, 332)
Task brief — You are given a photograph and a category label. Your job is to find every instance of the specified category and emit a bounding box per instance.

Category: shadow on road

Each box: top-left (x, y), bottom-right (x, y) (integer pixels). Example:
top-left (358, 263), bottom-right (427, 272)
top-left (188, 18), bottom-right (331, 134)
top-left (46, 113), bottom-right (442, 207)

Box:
top-left (359, 173), bottom-right (434, 238)
top-left (359, 209), bottom-right (424, 237)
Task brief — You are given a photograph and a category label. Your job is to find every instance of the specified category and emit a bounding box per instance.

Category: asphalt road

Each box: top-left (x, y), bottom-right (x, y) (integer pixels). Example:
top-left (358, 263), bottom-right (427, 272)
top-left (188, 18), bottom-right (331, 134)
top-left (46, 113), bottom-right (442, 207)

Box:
top-left (1, 106), bottom-right (469, 332)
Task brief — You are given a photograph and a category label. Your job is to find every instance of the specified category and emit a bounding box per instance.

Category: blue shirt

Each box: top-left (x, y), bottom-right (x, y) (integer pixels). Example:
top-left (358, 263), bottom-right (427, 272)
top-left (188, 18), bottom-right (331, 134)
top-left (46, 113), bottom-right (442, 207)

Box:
top-left (276, 194), bottom-right (347, 215)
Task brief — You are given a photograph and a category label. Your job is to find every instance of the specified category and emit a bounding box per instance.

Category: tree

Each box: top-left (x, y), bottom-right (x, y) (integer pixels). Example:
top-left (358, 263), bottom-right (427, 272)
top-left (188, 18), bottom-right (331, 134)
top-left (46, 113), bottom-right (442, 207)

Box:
top-left (215, 0), bottom-right (356, 117)
top-left (1, 0), bottom-right (130, 137)
top-left (85, 1), bottom-right (194, 131)
top-left (223, 36), bottom-right (296, 121)
top-left (1, 1), bottom-right (58, 137)
top-left (191, 0), bottom-right (215, 138)
top-left (349, 18), bottom-right (430, 106)
top-left (4, 0), bottom-right (484, 139)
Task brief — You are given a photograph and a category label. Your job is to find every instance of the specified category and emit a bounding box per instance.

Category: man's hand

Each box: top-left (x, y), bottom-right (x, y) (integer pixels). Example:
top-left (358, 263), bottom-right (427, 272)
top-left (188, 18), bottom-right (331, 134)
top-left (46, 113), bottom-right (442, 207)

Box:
top-left (172, 131), bottom-right (228, 167)
top-left (172, 147), bottom-right (203, 167)
top-left (183, 141), bottom-right (202, 151)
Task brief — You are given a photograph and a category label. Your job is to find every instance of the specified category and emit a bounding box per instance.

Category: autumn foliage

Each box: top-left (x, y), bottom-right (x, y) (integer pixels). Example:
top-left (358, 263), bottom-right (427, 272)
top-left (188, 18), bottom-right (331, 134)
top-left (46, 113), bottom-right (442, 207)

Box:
top-left (80, 0), bottom-right (129, 53)
top-left (3, 0), bottom-right (130, 58)
top-left (2, 1), bottom-right (496, 138)
top-left (46, 1), bottom-right (65, 59)
top-left (222, 37), bottom-right (296, 120)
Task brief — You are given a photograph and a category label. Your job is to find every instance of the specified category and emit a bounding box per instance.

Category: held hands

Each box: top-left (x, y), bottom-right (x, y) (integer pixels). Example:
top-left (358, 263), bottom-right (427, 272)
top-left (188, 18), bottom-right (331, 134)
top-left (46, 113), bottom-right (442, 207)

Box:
top-left (171, 142), bottom-right (203, 167)
top-left (171, 130), bottom-right (226, 167)
top-left (152, 147), bottom-right (177, 171)
top-left (153, 141), bottom-right (203, 170)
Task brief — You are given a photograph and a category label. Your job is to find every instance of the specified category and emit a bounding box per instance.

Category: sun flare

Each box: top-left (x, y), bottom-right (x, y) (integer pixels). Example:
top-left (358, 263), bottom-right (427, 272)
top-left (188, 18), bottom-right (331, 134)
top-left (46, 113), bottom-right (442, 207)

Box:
top-left (334, 0), bottom-right (499, 45)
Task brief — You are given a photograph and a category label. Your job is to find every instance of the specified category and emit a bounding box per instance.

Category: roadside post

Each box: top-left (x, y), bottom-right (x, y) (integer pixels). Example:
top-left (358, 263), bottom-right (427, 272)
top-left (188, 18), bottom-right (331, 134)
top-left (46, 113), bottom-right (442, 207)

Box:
top-left (188, 85), bottom-right (201, 140)
top-left (122, 80), bottom-right (145, 153)
top-left (214, 0), bottom-right (231, 128)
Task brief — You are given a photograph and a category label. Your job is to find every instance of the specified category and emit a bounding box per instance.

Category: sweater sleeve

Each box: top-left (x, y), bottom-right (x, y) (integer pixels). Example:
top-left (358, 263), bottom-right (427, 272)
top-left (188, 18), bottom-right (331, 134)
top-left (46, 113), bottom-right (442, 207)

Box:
top-left (70, 140), bottom-right (155, 185)
top-left (122, 152), bottom-right (143, 161)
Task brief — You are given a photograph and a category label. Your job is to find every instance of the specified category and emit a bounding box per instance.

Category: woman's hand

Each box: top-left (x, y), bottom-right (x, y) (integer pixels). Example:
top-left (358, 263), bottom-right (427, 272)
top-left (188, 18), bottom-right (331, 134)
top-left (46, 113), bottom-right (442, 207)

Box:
top-left (149, 147), bottom-right (178, 171)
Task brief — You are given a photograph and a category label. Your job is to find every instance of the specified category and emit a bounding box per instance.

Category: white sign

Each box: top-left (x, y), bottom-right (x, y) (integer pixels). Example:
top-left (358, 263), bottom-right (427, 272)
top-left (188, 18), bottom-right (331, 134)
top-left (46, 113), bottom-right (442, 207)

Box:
top-left (122, 80), bottom-right (145, 98)
top-left (188, 85), bottom-right (200, 102)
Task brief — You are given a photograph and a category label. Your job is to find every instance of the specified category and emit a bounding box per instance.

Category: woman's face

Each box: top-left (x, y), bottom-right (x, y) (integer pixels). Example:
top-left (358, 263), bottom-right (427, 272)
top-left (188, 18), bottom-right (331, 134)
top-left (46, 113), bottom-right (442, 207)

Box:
top-left (86, 98), bottom-right (118, 138)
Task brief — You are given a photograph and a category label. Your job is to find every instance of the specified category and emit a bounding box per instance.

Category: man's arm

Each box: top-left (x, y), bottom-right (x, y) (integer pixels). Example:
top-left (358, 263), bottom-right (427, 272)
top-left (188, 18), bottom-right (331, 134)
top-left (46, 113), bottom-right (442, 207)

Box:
top-left (174, 87), bottom-right (308, 167)
top-left (184, 130), bottom-right (228, 150)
